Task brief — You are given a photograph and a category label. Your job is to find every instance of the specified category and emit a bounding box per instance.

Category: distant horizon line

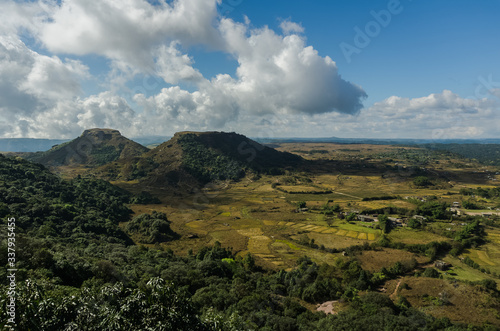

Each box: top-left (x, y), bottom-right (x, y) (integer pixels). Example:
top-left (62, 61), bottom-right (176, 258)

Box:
top-left (2, 135), bottom-right (500, 142)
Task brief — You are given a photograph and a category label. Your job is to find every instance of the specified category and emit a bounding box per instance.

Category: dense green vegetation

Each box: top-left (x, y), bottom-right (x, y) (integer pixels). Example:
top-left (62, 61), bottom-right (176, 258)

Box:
top-left (415, 201), bottom-right (451, 220)
top-left (178, 133), bottom-right (245, 182)
top-left (413, 176), bottom-right (433, 187)
top-left (129, 190), bottom-right (162, 204)
top-left (1, 241), bottom-right (472, 330)
top-left (374, 148), bottom-right (452, 166)
top-left (0, 155), bottom-right (132, 244)
top-left (89, 145), bottom-right (122, 165)
top-left (461, 187), bottom-right (500, 199)
top-left (178, 132), bottom-right (301, 183)
top-left (126, 211), bottom-right (177, 243)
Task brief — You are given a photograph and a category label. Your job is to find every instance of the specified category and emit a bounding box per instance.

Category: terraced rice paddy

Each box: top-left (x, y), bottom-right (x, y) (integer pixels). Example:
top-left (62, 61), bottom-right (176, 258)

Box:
top-left (182, 213), bottom-right (380, 269)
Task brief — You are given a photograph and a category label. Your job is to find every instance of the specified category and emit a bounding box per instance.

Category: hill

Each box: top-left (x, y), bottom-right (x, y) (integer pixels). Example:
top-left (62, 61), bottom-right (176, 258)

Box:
top-left (25, 128), bottom-right (149, 166)
top-left (98, 131), bottom-right (303, 187)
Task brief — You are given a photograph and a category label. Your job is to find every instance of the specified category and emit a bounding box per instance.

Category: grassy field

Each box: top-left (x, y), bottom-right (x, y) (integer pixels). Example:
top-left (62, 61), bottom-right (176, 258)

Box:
top-left (463, 228), bottom-right (500, 276)
top-left (357, 248), bottom-right (429, 271)
top-left (388, 228), bottom-right (449, 245)
top-left (442, 256), bottom-right (500, 287)
top-left (384, 276), bottom-right (500, 326)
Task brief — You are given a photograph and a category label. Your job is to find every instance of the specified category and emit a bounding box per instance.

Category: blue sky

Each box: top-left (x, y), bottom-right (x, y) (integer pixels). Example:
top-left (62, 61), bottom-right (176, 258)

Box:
top-left (0, 0), bottom-right (499, 139)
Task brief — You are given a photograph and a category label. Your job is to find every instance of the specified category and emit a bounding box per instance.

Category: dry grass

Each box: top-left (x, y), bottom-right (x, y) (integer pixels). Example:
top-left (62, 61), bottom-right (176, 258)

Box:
top-left (384, 277), bottom-right (500, 326)
top-left (356, 248), bottom-right (429, 271)
top-left (470, 249), bottom-right (496, 266)
top-left (299, 233), bottom-right (366, 250)
top-left (388, 228), bottom-right (449, 245)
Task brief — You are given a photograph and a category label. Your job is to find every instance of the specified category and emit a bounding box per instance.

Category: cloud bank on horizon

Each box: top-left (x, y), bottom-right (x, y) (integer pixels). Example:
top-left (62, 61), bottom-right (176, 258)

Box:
top-left (0, 0), bottom-right (498, 139)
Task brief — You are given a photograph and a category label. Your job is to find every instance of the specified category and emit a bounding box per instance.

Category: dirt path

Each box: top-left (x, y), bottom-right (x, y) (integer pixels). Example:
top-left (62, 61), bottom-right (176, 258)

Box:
top-left (332, 191), bottom-right (362, 200)
top-left (316, 301), bottom-right (338, 315)
top-left (390, 279), bottom-right (402, 299)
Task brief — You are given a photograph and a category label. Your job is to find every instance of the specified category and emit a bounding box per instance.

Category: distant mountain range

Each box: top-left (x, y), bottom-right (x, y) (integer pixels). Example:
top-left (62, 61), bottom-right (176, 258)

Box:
top-left (254, 137), bottom-right (500, 145)
top-left (3, 135), bottom-right (500, 153)
top-left (0, 138), bottom-right (70, 152)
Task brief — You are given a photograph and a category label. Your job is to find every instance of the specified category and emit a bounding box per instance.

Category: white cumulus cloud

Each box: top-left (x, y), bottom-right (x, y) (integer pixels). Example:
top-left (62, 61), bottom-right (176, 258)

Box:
top-left (0, 35), bottom-right (89, 137)
top-left (316, 90), bottom-right (499, 139)
top-left (280, 20), bottom-right (305, 35)
top-left (40, 0), bottom-right (222, 70)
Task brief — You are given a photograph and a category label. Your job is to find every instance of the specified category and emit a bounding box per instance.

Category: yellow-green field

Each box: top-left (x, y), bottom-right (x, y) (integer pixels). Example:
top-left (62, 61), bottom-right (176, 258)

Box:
top-left (443, 256), bottom-right (500, 287)
top-left (462, 227), bottom-right (500, 276)
top-left (388, 228), bottom-right (449, 245)
top-left (384, 276), bottom-right (500, 326)
top-left (357, 248), bottom-right (429, 271)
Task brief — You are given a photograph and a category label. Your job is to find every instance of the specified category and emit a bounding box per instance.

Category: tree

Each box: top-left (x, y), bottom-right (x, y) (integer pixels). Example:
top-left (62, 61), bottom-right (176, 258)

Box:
top-left (408, 218), bottom-right (422, 229)
top-left (422, 267), bottom-right (440, 278)
top-left (346, 213), bottom-right (357, 222)
top-left (125, 211), bottom-right (177, 243)
top-left (462, 200), bottom-right (480, 210)
top-left (378, 214), bottom-right (391, 233)
top-left (322, 203), bottom-right (341, 215)
top-left (480, 279), bottom-right (497, 291)
top-left (413, 176), bottom-right (432, 187)
top-left (296, 201), bottom-right (307, 209)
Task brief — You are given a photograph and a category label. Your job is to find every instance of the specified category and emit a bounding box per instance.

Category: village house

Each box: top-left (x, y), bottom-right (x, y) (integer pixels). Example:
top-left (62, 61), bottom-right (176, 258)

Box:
top-left (357, 215), bottom-right (377, 222)
top-left (435, 260), bottom-right (451, 271)
top-left (388, 217), bottom-right (405, 227)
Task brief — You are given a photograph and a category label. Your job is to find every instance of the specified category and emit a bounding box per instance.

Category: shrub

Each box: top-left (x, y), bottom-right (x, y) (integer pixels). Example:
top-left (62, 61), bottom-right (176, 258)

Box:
top-left (422, 268), bottom-right (440, 278)
top-left (296, 201), bottom-right (307, 209)
top-left (125, 211), bottom-right (177, 243)
top-left (413, 176), bottom-right (432, 187)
